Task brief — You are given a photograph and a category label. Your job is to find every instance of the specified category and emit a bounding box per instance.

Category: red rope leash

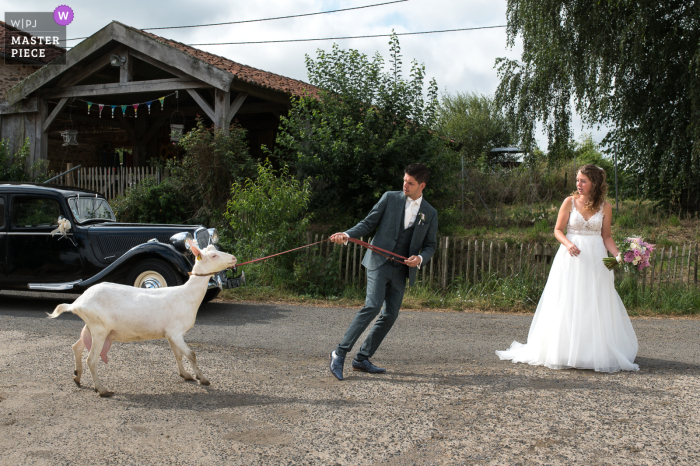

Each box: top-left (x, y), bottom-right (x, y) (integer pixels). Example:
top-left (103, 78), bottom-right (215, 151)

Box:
top-left (234, 237), bottom-right (408, 268)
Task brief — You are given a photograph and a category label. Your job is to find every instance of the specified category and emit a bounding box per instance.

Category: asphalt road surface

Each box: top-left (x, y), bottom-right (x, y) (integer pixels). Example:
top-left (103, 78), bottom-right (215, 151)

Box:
top-left (0, 290), bottom-right (699, 465)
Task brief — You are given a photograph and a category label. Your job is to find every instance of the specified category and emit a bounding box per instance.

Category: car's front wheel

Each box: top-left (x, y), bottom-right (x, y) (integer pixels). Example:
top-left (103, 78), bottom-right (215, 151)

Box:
top-left (127, 259), bottom-right (183, 289)
top-left (202, 288), bottom-right (221, 303)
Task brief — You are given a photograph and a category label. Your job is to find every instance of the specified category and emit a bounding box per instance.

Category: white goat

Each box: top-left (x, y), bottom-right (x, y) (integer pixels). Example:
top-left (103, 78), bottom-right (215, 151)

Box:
top-left (48, 240), bottom-right (236, 397)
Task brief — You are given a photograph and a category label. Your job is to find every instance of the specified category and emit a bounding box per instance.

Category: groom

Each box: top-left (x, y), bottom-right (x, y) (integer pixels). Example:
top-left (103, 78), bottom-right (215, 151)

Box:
top-left (328, 163), bottom-right (438, 380)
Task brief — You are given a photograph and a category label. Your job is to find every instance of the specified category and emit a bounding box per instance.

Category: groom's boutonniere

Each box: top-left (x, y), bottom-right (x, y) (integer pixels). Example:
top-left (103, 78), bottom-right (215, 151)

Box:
top-left (418, 213), bottom-right (426, 225)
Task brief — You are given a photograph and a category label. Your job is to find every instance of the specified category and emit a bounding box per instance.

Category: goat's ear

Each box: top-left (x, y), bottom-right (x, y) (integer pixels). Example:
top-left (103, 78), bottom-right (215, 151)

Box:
top-left (188, 239), bottom-right (202, 260)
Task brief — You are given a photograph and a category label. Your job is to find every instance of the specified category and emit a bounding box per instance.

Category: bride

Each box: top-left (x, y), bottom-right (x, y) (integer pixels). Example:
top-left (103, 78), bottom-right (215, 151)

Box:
top-left (496, 164), bottom-right (639, 372)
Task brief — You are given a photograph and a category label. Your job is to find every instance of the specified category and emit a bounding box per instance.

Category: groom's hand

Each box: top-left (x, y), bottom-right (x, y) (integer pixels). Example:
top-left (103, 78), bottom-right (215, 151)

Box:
top-left (404, 255), bottom-right (421, 267)
top-left (330, 232), bottom-right (349, 245)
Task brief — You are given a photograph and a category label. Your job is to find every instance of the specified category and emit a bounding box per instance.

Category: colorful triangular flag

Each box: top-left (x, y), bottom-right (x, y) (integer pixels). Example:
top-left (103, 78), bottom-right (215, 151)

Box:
top-left (158, 97), bottom-right (165, 110)
top-left (87, 102), bottom-right (92, 113)
top-left (99, 104), bottom-right (104, 118)
top-left (111, 105), bottom-right (116, 118)
top-left (133, 103), bottom-right (139, 118)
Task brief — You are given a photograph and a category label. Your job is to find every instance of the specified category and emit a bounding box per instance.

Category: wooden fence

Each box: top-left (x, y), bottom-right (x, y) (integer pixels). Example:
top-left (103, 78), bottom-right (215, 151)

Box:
top-left (50, 165), bottom-right (166, 200)
top-left (305, 233), bottom-right (700, 290)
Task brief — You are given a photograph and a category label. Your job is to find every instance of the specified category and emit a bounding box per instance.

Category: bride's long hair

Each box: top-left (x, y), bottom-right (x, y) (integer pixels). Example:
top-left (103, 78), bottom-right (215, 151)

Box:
top-left (571, 164), bottom-right (608, 212)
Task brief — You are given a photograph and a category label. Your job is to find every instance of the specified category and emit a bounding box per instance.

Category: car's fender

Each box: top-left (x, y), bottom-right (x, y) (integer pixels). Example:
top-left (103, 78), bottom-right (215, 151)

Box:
top-left (73, 241), bottom-right (192, 290)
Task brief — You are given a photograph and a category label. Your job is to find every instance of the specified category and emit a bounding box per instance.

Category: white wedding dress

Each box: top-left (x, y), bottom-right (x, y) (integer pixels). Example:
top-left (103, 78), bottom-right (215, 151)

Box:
top-left (496, 200), bottom-right (639, 372)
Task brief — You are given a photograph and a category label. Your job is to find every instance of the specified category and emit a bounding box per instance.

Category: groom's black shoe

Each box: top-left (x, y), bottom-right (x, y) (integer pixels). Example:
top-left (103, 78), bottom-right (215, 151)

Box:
top-left (352, 358), bottom-right (386, 373)
top-left (329, 351), bottom-right (345, 380)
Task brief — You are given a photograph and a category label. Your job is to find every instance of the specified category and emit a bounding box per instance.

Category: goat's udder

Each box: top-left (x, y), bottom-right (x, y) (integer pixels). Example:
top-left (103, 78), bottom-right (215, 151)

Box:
top-left (80, 326), bottom-right (113, 364)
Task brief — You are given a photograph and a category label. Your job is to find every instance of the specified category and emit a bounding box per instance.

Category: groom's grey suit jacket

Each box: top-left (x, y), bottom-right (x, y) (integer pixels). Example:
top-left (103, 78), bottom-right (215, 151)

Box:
top-left (345, 191), bottom-right (438, 286)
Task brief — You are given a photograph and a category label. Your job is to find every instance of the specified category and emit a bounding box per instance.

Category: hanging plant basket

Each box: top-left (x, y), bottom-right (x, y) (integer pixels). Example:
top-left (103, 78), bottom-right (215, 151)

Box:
top-left (61, 129), bottom-right (79, 146)
top-left (170, 110), bottom-right (185, 142)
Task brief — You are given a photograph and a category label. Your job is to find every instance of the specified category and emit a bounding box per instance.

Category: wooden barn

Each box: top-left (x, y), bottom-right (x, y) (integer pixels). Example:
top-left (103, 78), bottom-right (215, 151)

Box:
top-left (1, 20), bottom-right (319, 175)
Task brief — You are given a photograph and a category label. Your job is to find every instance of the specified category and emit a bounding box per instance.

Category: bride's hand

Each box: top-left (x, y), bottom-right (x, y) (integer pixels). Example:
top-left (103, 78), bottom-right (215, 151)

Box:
top-left (566, 243), bottom-right (580, 257)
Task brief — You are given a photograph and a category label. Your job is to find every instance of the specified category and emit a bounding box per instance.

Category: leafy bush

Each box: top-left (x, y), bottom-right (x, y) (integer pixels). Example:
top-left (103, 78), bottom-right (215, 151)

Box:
top-left (225, 161), bottom-right (321, 290)
top-left (0, 138), bottom-right (50, 182)
top-left (110, 177), bottom-right (191, 224)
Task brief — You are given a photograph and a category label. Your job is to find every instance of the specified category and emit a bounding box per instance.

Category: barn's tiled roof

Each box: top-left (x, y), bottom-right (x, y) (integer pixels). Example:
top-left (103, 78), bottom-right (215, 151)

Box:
top-left (0, 20), bottom-right (67, 63)
top-left (142, 30), bottom-right (319, 98)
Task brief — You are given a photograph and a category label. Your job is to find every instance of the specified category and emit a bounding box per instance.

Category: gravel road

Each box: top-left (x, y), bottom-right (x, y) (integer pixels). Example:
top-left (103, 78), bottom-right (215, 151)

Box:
top-left (1, 290), bottom-right (699, 465)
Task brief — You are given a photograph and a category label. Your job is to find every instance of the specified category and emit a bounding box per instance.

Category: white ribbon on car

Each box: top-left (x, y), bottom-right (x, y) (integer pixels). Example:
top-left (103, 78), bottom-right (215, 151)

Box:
top-left (51, 216), bottom-right (73, 243)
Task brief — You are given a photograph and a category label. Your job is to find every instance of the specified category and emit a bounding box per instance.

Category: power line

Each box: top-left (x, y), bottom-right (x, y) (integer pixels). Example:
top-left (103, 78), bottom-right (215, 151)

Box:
top-left (65, 0), bottom-right (408, 41)
top-left (187, 25), bottom-right (507, 46)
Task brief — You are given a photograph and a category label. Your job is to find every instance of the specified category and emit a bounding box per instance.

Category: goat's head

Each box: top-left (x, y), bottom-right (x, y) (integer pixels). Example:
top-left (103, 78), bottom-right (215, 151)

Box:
top-left (188, 240), bottom-right (237, 275)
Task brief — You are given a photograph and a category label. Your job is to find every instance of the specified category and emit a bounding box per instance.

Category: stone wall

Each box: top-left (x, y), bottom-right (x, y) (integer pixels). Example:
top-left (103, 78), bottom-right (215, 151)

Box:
top-left (0, 63), bottom-right (41, 100)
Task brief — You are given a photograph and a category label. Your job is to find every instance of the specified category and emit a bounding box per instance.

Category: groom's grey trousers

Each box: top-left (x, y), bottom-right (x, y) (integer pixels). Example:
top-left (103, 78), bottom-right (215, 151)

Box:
top-left (335, 261), bottom-right (408, 361)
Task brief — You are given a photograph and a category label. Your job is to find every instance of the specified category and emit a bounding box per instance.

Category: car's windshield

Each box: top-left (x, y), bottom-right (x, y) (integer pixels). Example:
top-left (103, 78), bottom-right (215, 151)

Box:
top-left (68, 196), bottom-right (116, 223)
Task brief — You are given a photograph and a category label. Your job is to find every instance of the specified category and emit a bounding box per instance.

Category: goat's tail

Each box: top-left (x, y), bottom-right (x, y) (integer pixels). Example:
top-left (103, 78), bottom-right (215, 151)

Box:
top-left (47, 303), bottom-right (72, 319)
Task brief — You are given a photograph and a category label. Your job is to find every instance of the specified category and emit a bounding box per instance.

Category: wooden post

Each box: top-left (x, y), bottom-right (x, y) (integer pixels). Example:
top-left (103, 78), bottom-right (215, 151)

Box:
top-left (673, 246), bottom-right (679, 281)
top-left (649, 249), bottom-right (656, 293)
top-left (520, 243), bottom-right (524, 274)
top-left (687, 243), bottom-right (692, 288)
top-left (452, 238), bottom-right (459, 284)
top-left (642, 263), bottom-right (646, 293)
top-left (693, 243), bottom-right (698, 288)
top-left (465, 241), bottom-right (470, 284)
top-left (495, 242), bottom-right (500, 278)
top-left (658, 246), bottom-right (665, 287)
top-left (458, 238), bottom-right (464, 283)
top-left (481, 240), bottom-right (485, 281)
top-left (443, 236), bottom-right (449, 288)
top-left (314, 234), bottom-right (319, 257)
top-left (473, 240), bottom-right (478, 283)
top-left (488, 242), bottom-right (493, 278)
top-left (504, 243), bottom-right (509, 277)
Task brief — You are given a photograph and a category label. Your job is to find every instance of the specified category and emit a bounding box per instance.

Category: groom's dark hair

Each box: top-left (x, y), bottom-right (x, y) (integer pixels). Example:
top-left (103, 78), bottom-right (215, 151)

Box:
top-left (405, 163), bottom-right (430, 185)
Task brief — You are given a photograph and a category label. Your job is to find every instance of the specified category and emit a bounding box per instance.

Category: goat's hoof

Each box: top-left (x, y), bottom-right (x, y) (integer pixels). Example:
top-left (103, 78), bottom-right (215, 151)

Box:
top-left (199, 379), bottom-right (210, 386)
top-left (179, 374), bottom-right (196, 381)
top-left (99, 391), bottom-right (114, 398)
top-left (73, 377), bottom-right (81, 387)
top-left (74, 370), bottom-right (77, 376)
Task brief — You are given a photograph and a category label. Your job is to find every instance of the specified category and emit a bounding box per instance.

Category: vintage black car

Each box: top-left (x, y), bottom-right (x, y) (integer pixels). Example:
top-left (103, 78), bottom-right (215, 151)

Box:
top-left (0, 183), bottom-right (243, 302)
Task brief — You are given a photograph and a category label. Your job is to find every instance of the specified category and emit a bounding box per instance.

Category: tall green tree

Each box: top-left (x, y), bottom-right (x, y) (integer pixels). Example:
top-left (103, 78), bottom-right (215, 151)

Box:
top-left (437, 92), bottom-right (513, 167)
top-left (274, 34), bottom-right (451, 220)
top-left (495, 0), bottom-right (700, 209)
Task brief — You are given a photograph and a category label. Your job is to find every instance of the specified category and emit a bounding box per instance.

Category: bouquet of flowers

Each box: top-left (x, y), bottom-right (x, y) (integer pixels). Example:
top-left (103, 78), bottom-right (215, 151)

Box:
top-left (603, 237), bottom-right (655, 271)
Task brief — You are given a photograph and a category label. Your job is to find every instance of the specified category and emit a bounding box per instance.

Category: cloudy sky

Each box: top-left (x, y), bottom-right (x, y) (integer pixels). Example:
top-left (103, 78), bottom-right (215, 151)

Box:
top-left (2, 0), bottom-right (606, 149)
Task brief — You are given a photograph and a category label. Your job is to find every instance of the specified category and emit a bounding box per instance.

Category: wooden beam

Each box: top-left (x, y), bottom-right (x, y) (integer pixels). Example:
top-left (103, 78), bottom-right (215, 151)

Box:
top-left (227, 92), bottom-right (248, 121)
top-left (128, 49), bottom-right (191, 80)
top-left (186, 89), bottom-right (216, 121)
top-left (0, 98), bottom-right (37, 114)
top-left (113, 22), bottom-right (232, 91)
top-left (214, 89), bottom-right (230, 131)
top-left (55, 46), bottom-right (125, 89)
top-left (120, 50), bottom-right (133, 83)
top-left (142, 114), bottom-right (169, 145)
top-left (6, 21), bottom-right (233, 106)
top-left (34, 99), bottom-right (49, 167)
top-left (230, 79), bottom-right (294, 106)
top-left (42, 98), bottom-right (70, 132)
top-left (44, 78), bottom-right (210, 99)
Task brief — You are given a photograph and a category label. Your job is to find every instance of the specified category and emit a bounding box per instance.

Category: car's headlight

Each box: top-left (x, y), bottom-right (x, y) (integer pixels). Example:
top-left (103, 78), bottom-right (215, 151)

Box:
top-left (207, 228), bottom-right (219, 245)
top-left (170, 232), bottom-right (194, 252)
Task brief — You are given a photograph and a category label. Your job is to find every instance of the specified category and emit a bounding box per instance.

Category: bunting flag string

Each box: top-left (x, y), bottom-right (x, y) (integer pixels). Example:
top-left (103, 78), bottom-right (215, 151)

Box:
top-left (72, 92), bottom-right (178, 119)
